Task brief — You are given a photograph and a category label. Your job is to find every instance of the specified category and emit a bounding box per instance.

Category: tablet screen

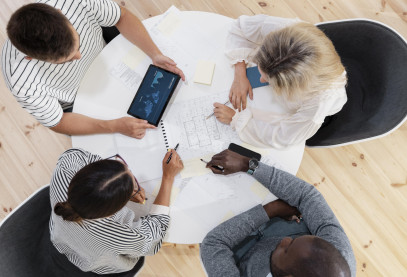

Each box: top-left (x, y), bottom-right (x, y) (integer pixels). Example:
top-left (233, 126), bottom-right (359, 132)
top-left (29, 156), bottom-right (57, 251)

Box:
top-left (127, 65), bottom-right (181, 126)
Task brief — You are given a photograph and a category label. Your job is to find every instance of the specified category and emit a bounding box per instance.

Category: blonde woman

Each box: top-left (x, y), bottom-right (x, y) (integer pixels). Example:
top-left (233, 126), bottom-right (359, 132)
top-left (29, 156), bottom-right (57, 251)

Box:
top-left (213, 15), bottom-right (347, 149)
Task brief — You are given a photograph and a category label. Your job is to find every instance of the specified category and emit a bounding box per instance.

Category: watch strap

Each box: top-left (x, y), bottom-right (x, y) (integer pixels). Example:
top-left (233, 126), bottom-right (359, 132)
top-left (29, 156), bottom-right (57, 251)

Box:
top-left (247, 168), bottom-right (255, 175)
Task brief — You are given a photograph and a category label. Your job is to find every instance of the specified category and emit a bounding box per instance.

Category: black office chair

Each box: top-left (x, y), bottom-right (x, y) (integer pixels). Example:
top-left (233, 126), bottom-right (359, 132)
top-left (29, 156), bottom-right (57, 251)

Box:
top-left (306, 19), bottom-right (407, 147)
top-left (102, 26), bottom-right (121, 44)
top-left (0, 185), bottom-right (144, 277)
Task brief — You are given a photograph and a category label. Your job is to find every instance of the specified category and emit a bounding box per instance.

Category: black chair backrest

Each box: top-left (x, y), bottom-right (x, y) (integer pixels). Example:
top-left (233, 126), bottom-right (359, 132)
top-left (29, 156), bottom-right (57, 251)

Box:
top-left (0, 186), bottom-right (144, 277)
top-left (0, 186), bottom-right (52, 276)
top-left (306, 20), bottom-right (407, 147)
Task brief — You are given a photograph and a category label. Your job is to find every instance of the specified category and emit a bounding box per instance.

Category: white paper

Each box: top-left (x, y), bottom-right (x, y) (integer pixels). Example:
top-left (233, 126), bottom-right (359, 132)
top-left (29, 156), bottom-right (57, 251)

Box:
top-left (114, 128), bottom-right (167, 183)
top-left (150, 6), bottom-right (218, 82)
top-left (163, 92), bottom-right (240, 161)
top-left (110, 62), bottom-right (142, 93)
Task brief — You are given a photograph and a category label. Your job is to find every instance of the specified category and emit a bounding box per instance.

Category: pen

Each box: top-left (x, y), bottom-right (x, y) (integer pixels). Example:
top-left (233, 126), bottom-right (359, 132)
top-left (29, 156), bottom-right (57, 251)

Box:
top-left (143, 197), bottom-right (148, 204)
top-left (166, 143), bottom-right (179, 164)
top-left (200, 158), bottom-right (224, 171)
top-left (206, 100), bottom-right (230, 119)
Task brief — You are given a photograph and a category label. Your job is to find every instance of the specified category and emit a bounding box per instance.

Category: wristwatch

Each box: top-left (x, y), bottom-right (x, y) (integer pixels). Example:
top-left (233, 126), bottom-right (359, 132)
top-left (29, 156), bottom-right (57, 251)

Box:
top-left (247, 158), bottom-right (259, 175)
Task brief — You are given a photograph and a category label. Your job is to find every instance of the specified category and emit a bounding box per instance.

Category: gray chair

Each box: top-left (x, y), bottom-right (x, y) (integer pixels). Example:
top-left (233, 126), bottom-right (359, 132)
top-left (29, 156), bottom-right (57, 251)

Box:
top-left (306, 19), bottom-right (407, 147)
top-left (0, 185), bottom-right (144, 277)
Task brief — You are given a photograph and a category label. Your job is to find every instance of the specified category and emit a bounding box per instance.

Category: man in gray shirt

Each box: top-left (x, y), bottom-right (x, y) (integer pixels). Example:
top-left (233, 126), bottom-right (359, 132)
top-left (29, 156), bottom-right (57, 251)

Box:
top-left (200, 150), bottom-right (356, 277)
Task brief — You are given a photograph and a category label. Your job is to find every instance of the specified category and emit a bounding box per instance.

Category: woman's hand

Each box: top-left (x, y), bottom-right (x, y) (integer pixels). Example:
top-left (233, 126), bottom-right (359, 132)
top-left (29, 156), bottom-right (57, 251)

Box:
top-left (152, 54), bottom-right (186, 81)
top-left (129, 186), bottom-right (146, 204)
top-left (229, 62), bottom-right (253, 111)
top-left (162, 149), bottom-right (184, 181)
top-left (153, 150), bottom-right (184, 207)
top-left (263, 199), bottom-right (302, 223)
top-left (213, 102), bottom-right (236, 124)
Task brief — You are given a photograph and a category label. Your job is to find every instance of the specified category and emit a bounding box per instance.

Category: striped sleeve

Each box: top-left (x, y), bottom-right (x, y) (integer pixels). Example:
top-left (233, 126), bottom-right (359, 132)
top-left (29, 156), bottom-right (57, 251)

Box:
top-left (99, 212), bottom-right (170, 257)
top-left (1, 40), bottom-right (64, 127)
top-left (14, 91), bottom-right (64, 127)
top-left (50, 148), bottom-right (102, 206)
top-left (87, 0), bottom-right (121, 27)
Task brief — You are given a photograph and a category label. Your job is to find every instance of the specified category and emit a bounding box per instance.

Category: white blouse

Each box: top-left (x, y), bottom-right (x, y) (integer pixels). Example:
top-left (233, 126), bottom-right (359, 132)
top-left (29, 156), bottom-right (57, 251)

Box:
top-left (226, 15), bottom-right (347, 149)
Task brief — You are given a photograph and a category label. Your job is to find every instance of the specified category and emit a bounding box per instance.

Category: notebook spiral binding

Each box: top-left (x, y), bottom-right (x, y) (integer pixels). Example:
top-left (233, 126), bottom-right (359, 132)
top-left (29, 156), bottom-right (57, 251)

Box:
top-left (160, 120), bottom-right (170, 149)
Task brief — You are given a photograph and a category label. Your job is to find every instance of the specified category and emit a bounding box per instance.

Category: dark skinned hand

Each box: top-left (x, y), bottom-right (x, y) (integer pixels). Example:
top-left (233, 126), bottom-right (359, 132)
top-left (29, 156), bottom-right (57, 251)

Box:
top-left (263, 199), bottom-right (302, 223)
top-left (206, 149), bottom-right (250, 175)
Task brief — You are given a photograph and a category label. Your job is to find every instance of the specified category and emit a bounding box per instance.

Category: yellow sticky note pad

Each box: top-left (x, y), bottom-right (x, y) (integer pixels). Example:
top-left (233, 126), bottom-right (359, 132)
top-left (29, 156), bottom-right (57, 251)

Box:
top-left (122, 46), bottom-right (148, 70)
top-left (157, 12), bottom-right (182, 36)
top-left (180, 157), bottom-right (212, 179)
top-left (250, 181), bottom-right (269, 201)
top-left (193, 60), bottom-right (216, 85)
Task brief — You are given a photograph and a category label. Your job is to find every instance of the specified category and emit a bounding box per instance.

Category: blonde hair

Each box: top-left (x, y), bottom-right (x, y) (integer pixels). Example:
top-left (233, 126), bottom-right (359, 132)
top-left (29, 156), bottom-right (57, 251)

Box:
top-left (254, 22), bottom-right (345, 99)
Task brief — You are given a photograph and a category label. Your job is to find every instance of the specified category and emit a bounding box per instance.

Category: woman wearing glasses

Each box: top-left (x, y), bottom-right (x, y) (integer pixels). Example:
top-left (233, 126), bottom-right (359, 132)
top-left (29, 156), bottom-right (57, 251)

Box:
top-left (49, 148), bottom-right (183, 275)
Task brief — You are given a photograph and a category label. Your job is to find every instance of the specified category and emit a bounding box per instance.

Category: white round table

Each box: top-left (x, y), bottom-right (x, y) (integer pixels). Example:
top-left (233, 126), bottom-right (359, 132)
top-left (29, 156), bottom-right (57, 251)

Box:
top-left (72, 8), bottom-right (305, 244)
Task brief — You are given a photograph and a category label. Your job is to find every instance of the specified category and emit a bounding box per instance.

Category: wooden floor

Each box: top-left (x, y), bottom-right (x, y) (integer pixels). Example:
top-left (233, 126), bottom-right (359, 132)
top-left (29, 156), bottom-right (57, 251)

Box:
top-left (0, 0), bottom-right (406, 276)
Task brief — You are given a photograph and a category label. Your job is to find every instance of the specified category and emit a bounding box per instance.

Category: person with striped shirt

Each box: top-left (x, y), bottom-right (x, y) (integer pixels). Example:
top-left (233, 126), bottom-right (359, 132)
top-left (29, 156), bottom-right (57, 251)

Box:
top-left (2, 0), bottom-right (185, 139)
top-left (49, 148), bottom-right (183, 274)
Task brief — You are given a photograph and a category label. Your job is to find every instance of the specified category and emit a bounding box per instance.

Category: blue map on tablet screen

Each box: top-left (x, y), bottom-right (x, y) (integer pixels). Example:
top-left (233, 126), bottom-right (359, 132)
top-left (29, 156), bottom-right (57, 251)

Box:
top-left (128, 67), bottom-right (178, 124)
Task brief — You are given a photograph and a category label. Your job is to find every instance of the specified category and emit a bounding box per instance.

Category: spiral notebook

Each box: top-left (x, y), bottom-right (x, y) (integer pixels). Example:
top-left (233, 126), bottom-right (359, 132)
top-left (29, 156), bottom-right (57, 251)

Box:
top-left (113, 120), bottom-right (170, 183)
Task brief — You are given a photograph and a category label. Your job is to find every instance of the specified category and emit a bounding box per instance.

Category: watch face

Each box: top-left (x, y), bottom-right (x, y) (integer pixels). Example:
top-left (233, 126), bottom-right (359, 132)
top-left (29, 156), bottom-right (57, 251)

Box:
top-left (249, 159), bottom-right (259, 169)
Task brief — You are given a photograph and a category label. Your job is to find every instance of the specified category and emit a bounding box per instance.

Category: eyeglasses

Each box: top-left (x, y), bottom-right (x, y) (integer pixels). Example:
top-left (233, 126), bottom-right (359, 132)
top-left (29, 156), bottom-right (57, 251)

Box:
top-left (105, 154), bottom-right (141, 200)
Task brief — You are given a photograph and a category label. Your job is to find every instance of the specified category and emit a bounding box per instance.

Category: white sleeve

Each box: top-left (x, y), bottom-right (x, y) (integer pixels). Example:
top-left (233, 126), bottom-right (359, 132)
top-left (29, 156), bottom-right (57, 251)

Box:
top-left (230, 85), bottom-right (347, 149)
top-left (225, 15), bottom-right (301, 65)
top-left (231, 107), bottom-right (321, 149)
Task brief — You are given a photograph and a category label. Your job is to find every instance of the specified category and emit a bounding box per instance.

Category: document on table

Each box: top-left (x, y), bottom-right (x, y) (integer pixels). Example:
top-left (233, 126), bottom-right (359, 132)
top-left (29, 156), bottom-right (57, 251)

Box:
top-left (170, 173), bottom-right (236, 210)
top-left (180, 155), bottom-right (213, 179)
top-left (110, 62), bottom-right (142, 92)
top-left (113, 127), bottom-right (168, 183)
top-left (149, 6), bottom-right (218, 82)
top-left (121, 46), bottom-right (148, 70)
top-left (156, 8), bottom-right (182, 36)
top-left (163, 92), bottom-right (240, 162)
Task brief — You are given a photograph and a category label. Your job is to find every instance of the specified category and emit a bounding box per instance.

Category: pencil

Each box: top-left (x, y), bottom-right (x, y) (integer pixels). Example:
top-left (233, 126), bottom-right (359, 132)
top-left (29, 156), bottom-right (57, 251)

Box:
top-left (200, 158), bottom-right (224, 171)
top-left (206, 100), bottom-right (230, 119)
top-left (166, 143), bottom-right (179, 164)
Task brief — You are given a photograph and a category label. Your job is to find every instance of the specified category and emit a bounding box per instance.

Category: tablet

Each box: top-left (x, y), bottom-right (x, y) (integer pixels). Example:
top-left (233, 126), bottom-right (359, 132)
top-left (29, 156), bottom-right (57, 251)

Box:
top-left (127, 64), bottom-right (181, 126)
top-left (228, 143), bottom-right (262, 160)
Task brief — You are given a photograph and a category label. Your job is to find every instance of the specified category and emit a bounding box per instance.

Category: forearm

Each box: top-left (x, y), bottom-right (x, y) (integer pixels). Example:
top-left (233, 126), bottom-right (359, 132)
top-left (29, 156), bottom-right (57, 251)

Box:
top-left (116, 7), bottom-right (161, 59)
top-left (50, 112), bottom-right (115, 135)
top-left (153, 177), bottom-right (174, 207)
top-left (201, 205), bottom-right (269, 275)
top-left (254, 163), bottom-right (356, 275)
top-left (202, 205), bottom-right (268, 253)
top-left (253, 163), bottom-right (342, 232)
top-left (234, 61), bottom-right (247, 77)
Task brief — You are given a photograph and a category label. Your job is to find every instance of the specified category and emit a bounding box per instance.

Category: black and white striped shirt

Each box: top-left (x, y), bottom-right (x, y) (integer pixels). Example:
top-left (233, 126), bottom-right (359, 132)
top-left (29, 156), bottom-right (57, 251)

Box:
top-left (49, 148), bottom-right (170, 274)
top-left (1, 0), bottom-right (121, 127)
